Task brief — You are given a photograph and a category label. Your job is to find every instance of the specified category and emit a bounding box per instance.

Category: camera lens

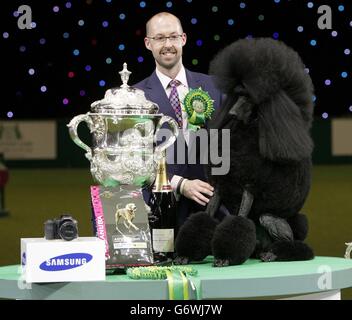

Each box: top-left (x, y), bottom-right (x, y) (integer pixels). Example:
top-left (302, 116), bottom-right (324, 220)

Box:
top-left (58, 220), bottom-right (78, 241)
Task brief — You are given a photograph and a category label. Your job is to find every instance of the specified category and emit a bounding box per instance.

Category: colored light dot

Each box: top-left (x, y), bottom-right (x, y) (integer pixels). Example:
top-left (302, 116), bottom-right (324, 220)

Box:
top-left (246, 34), bottom-right (253, 39)
top-left (212, 6), bottom-right (218, 12)
top-left (30, 22), bottom-right (37, 29)
top-left (40, 86), bottom-right (47, 93)
top-left (258, 15), bottom-right (265, 21)
top-left (65, 2), bottom-right (72, 9)
top-left (191, 18), bottom-right (197, 24)
top-left (214, 34), bottom-right (220, 41)
top-left (297, 26), bottom-right (304, 32)
top-left (73, 49), bottom-right (80, 56)
top-left (63, 98), bottom-right (69, 105)
top-left (273, 32), bottom-right (279, 39)
top-left (13, 11), bottom-right (19, 18)
top-left (338, 5), bottom-right (344, 12)
top-left (106, 0), bottom-right (112, 3)
top-left (322, 112), bottom-right (328, 119)
top-left (118, 44), bottom-right (125, 51)
top-left (344, 49), bottom-right (350, 55)
top-left (102, 21), bottom-right (109, 27)
top-left (106, 57), bottom-right (112, 64)
top-left (28, 68), bottom-right (35, 75)
top-left (78, 20), bottom-right (84, 26)
top-left (307, 2), bottom-right (314, 8)
top-left (137, 56), bottom-right (144, 63)
top-left (186, 0), bottom-right (192, 2)
top-left (99, 80), bottom-right (106, 87)
top-left (304, 68), bottom-right (310, 74)
top-left (310, 39), bottom-right (317, 46)
top-left (312, 95), bottom-right (316, 102)
top-left (68, 71), bottom-right (75, 78)
top-left (53, 6), bottom-right (60, 12)
top-left (63, 32), bottom-right (70, 38)
top-left (3, 32), bottom-right (9, 39)
top-left (7, 111), bottom-right (13, 118)
top-left (166, 2), bottom-right (173, 8)
top-left (80, 90), bottom-right (86, 96)
top-left (240, 2), bottom-right (246, 9)
top-left (350, 21), bottom-right (352, 27)
top-left (274, 0), bottom-right (280, 3)
top-left (119, 13), bottom-right (126, 20)
top-left (19, 46), bottom-right (26, 52)
top-left (331, 31), bottom-right (338, 37)
top-left (140, 1), bottom-right (146, 8)
top-left (196, 40), bottom-right (203, 46)
top-left (85, 65), bottom-right (92, 71)
top-left (324, 79), bottom-right (331, 86)
top-left (341, 72), bottom-right (348, 78)
top-left (192, 59), bottom-right (198, 65)
top-left (349, 106), bottom-right (352, 112)
top-left (228, 19), bottom-right (234, 26)
top-left (39, 38), bottom-right (46, 45)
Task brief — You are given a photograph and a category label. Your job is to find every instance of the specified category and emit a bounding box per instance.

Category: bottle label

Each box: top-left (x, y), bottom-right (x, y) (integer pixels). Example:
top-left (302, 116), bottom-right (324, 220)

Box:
top-left (152, 229), bottom-right (174, 252)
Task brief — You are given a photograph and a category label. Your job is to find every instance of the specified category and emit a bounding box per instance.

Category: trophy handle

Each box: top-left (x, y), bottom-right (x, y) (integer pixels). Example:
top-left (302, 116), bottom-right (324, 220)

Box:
top-left (67, 114), bottom-right (93, 159)
top-left (154, 115), bottom-right (179, 156)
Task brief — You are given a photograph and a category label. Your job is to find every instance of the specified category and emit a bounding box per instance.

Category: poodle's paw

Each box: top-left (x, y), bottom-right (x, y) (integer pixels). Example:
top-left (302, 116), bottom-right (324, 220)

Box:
top-left (173, 256), bottom-right (189, 265)
top-left (259, 251), bottom-right (278, 262)
top-left (213, 258), bottom-right (230, 267)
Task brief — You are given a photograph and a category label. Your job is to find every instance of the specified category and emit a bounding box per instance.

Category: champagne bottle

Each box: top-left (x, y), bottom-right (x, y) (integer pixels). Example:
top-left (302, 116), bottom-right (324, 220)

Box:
top-left (148, 152), bottom-right (177, 263)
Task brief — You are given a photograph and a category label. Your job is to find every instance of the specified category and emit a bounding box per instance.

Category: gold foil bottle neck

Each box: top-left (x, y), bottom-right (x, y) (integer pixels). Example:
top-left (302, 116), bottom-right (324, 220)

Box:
top-left (152, 153), bottom-right (172, 193)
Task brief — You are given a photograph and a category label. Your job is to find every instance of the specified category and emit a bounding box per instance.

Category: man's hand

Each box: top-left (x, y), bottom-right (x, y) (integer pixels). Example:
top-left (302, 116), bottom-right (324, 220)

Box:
top-left (181, 179), bottom-right (214, 206)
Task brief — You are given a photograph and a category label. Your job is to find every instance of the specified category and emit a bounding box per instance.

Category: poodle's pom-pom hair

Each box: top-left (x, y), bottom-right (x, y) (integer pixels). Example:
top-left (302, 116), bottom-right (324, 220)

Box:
top-left (175, 212), bottom-right (218, 262)
top-left (212, 216), bottom-right (256, 265)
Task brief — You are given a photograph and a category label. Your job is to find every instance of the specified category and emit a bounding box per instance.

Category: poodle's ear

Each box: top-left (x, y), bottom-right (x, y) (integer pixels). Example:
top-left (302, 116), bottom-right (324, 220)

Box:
top-left (258, 90), bottom-right (313, 162)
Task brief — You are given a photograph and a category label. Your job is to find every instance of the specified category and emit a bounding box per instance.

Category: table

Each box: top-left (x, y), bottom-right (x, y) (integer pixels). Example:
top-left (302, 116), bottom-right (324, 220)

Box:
top-left (1, 256), bottom-right (352, 300)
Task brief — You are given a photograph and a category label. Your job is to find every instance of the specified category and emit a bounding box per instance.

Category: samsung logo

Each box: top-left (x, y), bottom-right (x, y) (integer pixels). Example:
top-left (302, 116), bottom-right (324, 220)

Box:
top-left (39, 253), bottom-right (92, 271)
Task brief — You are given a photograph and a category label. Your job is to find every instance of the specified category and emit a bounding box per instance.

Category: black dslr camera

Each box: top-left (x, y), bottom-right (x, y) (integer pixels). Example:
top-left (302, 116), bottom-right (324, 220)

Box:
top-left (44, 215), bottom-right (78, 241)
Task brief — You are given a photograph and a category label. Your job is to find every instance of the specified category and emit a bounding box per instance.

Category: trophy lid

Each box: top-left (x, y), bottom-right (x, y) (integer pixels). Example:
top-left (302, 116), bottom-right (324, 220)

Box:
top-left (90, 63), bottom-right (159, 115)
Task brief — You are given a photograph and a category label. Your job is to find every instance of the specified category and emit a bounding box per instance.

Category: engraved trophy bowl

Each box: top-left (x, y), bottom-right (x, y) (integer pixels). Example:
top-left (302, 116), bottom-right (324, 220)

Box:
top-left (67, 63), bottom-right (179, 188)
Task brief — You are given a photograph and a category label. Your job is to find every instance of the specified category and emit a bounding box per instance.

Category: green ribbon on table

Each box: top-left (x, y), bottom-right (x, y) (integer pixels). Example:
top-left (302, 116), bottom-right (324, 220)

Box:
top-left (165, 270), bottom-right (189, 300)
top-left (126, 265), bottom-right (197, 300)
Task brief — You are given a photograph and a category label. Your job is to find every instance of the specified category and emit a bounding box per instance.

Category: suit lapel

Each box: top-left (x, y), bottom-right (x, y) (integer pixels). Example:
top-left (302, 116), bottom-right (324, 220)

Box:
top-left (186, 69), bottom-right (201, 90)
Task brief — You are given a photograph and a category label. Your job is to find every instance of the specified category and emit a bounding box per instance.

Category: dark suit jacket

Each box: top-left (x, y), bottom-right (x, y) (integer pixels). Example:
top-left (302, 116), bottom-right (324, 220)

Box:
top-left (134, 68), bottom-right (224, 226)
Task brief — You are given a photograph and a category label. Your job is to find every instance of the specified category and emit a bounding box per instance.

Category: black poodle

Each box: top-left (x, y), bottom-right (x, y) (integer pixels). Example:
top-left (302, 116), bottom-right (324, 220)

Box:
top-left (174, 38), bottom-right (315, 267)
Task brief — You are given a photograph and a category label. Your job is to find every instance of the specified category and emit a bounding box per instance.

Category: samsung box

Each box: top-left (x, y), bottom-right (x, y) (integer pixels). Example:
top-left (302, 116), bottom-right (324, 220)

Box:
top-left (20, 237), bottom-right (105, 283)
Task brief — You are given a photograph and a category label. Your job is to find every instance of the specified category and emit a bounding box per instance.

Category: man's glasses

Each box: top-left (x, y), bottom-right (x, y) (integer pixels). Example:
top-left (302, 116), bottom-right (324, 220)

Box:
top-left (147, 34), bottom-right (183, 43)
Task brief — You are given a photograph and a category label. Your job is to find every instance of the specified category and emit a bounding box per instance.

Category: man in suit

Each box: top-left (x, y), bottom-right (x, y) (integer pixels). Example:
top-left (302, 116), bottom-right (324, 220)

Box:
top-left (134, 12), bottom-right (224, 227)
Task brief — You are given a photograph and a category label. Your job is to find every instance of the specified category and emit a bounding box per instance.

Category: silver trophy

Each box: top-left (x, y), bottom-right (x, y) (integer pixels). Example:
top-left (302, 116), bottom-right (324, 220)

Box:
top-left (67, 63), bottom-right (179, 187)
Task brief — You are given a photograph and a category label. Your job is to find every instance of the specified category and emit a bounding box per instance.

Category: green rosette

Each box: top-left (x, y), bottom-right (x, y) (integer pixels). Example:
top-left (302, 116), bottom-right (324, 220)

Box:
top-left (183, 88), bottom-right (215, 131)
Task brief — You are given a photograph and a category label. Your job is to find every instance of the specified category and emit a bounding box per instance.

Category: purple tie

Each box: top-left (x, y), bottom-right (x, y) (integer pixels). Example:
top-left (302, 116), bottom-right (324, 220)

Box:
top-left (168, 79), bottom-right (183, 128)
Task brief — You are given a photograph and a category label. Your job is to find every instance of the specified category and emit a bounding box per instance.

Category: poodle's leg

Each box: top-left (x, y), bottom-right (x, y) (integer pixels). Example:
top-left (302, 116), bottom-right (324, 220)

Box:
top-left (238, 188), bottom-right (254, 217)
top-left (287, 213), bottom-right (309, 241)
top-left (174, 212), bottom-right (218, 265)
top-left (205, 188), bottom-right (221, 218)
top-left (259, 213), bottom-right (314, 262)
top-left (212, 188), bottom-right (255, 267)
top-left (259, 214), bottom-right (294, 242)
top-left (259, 240), bottom-right (314, 262)
top-left (212, 215), bottom-right (256, 267)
